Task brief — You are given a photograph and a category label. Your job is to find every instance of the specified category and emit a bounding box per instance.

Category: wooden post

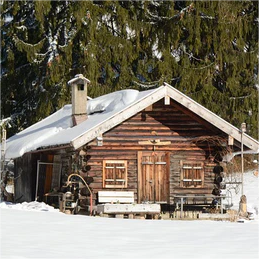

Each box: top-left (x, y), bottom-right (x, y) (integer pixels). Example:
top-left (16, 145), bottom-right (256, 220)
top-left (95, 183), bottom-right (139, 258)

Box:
top-left (0, 128), bottom-right (6, 202)
top-left (180, 197), bottom-right (184, 218)
top-left (240, 123), bottom-right (246, 196)
top-left (220, 196), bottom-right (223, 214)
top-left (239, 195), bottom-right (248, 218)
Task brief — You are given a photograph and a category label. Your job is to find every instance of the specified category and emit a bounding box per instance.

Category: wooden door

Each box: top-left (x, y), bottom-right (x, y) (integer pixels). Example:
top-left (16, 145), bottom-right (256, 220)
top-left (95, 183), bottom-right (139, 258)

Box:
top-left (138, 151), bottom-right (169, 203)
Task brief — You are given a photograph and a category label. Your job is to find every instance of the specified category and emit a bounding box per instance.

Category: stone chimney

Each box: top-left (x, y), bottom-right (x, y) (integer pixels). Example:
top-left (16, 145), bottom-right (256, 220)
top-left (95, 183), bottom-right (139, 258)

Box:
top-left (68, 74), bottom-right (90, 126)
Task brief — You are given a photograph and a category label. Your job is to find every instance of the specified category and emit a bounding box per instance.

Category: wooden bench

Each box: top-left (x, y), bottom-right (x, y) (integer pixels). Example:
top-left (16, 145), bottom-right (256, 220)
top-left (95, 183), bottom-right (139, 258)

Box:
top-left (97, 191), bottom-right (161, 219)
top-left (98, 191), bottom-right (134, 204)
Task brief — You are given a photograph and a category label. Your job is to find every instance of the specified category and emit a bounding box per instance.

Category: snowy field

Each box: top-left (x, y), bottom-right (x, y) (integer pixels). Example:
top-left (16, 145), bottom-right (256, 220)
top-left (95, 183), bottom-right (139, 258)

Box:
top-left (0, 171), bottom-right (258, 259)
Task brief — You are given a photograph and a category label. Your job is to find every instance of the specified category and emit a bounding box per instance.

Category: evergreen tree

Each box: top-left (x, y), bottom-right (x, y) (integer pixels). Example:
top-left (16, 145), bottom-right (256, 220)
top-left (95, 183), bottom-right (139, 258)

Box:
top-left (1, 1), bottom-right (258, 139)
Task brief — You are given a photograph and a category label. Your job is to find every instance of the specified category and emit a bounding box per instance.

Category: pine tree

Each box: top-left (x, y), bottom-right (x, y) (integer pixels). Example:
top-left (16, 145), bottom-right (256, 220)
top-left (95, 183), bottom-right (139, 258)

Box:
top-left (1, 1), bottom-right (258, 139)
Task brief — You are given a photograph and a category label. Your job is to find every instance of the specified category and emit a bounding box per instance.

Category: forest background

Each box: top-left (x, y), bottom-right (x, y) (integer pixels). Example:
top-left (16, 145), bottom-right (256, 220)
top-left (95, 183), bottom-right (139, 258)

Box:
top-left (1, 0), bottom-right (258, 140)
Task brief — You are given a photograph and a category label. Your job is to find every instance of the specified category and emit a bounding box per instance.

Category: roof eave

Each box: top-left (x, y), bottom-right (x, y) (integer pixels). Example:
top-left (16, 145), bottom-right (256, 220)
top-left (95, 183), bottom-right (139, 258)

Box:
top-left (164, 82), bottom-right (259, 151)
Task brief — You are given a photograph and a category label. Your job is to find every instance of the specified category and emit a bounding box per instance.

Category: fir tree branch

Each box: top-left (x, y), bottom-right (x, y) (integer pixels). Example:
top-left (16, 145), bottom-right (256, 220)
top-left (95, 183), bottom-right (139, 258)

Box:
top-left (13, 35), bottom-right (46, 49)
top-left (181, 46), bottom-right (203, 62)
top-left (199, 12), bottom-right (215, 20)
top-left (132, 80), bottom-right (160, 89)
top-left (146, 2), bottom-right (195, 22)
top-left (229, 94), bottom-right (251, 100)
top-left (0, 4), bottom-right (12, 16)
top-left (16, 25), bottom-right (27, 31)
top-left (191, 63), bottom-right (214, 70)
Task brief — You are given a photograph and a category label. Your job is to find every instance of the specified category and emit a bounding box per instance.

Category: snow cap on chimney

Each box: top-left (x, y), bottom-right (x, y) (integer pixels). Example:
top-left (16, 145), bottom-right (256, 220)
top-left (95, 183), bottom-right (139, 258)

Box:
top-left (68, 74), bottom-right (90, 126)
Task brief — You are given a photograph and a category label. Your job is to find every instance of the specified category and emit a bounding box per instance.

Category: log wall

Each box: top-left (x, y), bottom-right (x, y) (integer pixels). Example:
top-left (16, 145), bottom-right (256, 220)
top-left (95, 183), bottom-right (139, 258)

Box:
top-left (86, 99), bottom-right (223, 205)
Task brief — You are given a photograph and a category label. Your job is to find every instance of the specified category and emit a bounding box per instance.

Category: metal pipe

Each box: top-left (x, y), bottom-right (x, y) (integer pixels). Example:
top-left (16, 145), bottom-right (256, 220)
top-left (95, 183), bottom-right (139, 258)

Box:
top-left (66, 173), bottom-right (93, 215)
top-left (241, 130), bottom-right (244, 196)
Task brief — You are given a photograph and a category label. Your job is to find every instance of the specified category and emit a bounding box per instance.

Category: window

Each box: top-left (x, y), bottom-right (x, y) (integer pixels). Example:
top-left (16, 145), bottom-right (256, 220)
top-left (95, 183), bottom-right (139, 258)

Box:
top-left (180, 161), bottom-right (204, 188)
top-left (103, 160), bottom-right (127, 188)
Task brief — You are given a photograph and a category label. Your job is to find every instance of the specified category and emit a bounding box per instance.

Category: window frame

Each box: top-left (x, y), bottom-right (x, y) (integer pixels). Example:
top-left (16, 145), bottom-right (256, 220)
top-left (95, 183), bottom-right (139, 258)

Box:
top-left (180, 161), bottom-right (204, 188)
top-left (103, 160), bottom-right (128, 188)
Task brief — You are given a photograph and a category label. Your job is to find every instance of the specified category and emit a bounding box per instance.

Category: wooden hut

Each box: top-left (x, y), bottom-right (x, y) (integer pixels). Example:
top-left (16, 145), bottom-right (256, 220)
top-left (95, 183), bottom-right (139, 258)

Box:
top-left (5, 75), bottom-right (259, 215)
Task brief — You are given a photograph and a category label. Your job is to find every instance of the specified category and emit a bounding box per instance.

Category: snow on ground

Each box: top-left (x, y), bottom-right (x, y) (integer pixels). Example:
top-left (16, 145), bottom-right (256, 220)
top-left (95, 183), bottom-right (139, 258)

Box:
top-left (0, 171), bottom-right (258, 259)
top-left (227, 171), bottom-right (259, 217)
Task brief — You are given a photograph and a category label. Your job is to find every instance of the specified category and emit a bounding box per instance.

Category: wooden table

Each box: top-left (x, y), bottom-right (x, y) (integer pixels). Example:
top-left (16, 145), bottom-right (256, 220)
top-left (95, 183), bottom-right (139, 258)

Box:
top-left (173, 195), bottom-right (226, 218)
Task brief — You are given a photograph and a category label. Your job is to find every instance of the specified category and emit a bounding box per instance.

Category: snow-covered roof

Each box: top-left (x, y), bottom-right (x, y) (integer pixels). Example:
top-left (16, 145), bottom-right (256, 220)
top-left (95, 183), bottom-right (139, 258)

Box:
top-left (67, 74), bottom-right (90, 85)
top-left (5, 83), bottom-right (259, 159)
top-left (5, 89), bottom-right (150, 159)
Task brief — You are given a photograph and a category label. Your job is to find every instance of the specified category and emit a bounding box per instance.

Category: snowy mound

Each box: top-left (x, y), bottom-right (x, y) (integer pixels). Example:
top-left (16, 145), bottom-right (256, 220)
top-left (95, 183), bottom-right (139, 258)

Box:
top-left (0, 201), bottom-right (59, 212)
top-left (87, 89), bottom-right (139, 114)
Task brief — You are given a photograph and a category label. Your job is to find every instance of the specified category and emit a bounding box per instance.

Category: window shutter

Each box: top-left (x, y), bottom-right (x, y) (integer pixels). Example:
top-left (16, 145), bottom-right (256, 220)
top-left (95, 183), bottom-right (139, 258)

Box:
top-left (103, 160), bottom-right (127, 188)
top-left (181, 161), bottom-right (204, 188)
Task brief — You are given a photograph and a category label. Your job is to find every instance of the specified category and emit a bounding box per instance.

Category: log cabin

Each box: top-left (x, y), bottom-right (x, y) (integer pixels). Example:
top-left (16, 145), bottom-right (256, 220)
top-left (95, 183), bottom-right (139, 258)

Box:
top-left (4, 75), bottom-right (259, 215)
